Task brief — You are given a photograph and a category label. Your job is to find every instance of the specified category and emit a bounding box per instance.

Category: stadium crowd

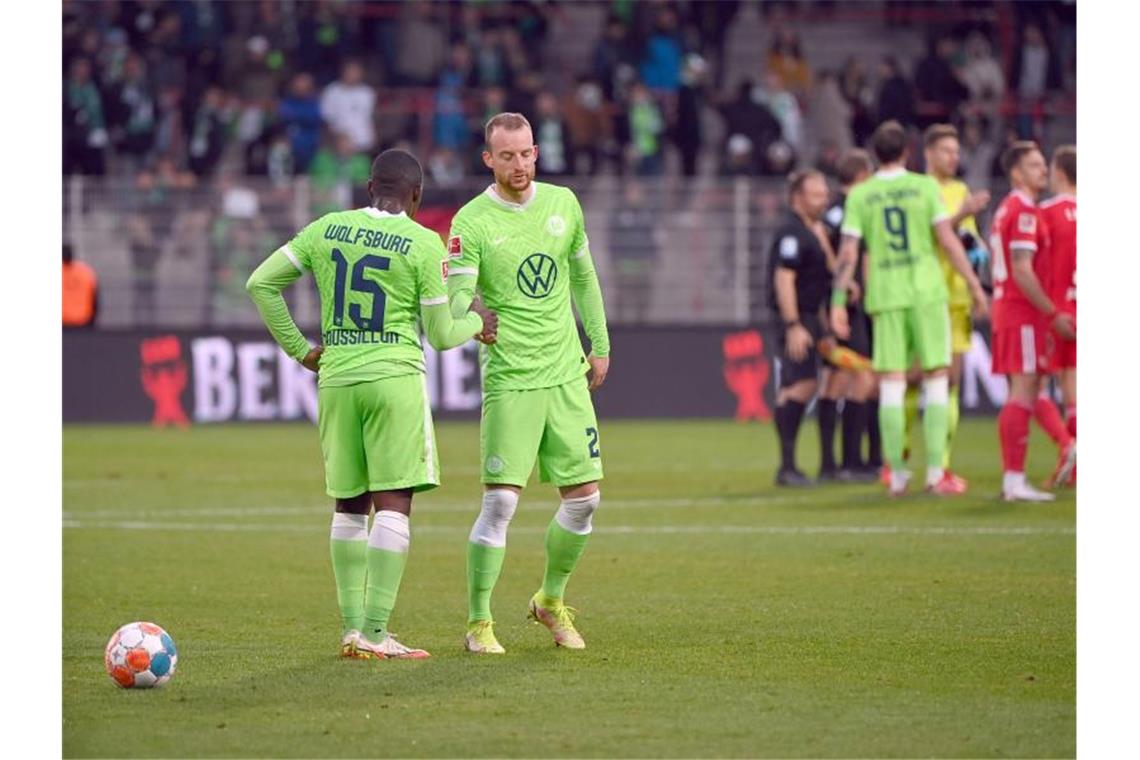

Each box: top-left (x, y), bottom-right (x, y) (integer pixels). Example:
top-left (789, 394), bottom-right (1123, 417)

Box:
top-left (64, 0), bottom-right (1075, 186)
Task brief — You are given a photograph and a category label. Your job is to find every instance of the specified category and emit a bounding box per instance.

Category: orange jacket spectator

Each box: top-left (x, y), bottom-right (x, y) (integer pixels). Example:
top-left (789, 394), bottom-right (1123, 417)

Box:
top-left (63, 245), bottom-right (98, 328)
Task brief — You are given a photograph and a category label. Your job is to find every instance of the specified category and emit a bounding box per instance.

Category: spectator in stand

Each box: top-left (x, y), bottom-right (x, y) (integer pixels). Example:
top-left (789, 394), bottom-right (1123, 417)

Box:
top-left (428, 147), bottom-right (465, 188)
top-left (593, 16), bottom-right (638, 101)
top-left (278, 72), bottom-right (323, 173)
top-left (639, 7), bottom-right (684, 94)
top-left (722, 134), bottom-right (757, 176)
top-left (809, 71), bottom-right (852, 158)
top-left (718, 80), bottom-right (783, 174)
top-left (914, 35), bottom-right (969, 127)
top-left (1011, 24), bottom-right (1062, 139)
top-left (320, 60), bottom-right (376, 154)
top-left (840, 56), bottom-right (877, 144)
top-left (394, 1), bottom-right (447, 86)
top-left (673, 54), bottom-right (709, 177)
top-left (875, 56), bottom-right (915, 130)
top-left (766, 29), bottom-right (812, 100)
top-left (959, 118), bottom-right (997, 191)
top-left (629, 82), bottom-right (665, 175)
top-left (434, 45), bottom-right (473, 152)
top-left (62, 244), bottom-right (99, 329)
top-left (534, 92), bottom-right (570, 176)
top-left (959, 32), bottom-right (1005, 117)
top-left (109, 52), bottom-right (157, 175)
top-left (64, 57), bottom-right (109, 175)
top-left (564, 75), bottom-right (614, 175)
top-left (310, 132), bottom-right (371, 214)
top-left (755, 71), bottom-right (803, 161)
top-left (187, 86), bottom-right (229, 178)
top-left (472, 27), bottom-right (512, 89)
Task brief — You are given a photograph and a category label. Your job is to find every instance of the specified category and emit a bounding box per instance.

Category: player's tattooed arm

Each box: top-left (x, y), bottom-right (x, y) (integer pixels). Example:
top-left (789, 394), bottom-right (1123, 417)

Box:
top-left (934, 220), bottom-right (989, 318)
top-left (1010, 248), bottom-right (1075, 338)
top-left (828, 235), bottom-right (858, 339)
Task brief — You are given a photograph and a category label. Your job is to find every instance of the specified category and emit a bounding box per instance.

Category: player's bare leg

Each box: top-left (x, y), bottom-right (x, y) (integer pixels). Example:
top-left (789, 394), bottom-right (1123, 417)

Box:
top-left (352, 489), bottom-right (430, 659)
top-left (1034, 375), bottom-right (1076, 488)
top-left (465, 484), bottom-right (521, 653)
top-left (1000, 374), bottom-right (1055, 502)
top-left (528, 481), bottom-right (599, 650)
top-left (775, 378), bottom-right (818, 487)
top-left (331, 493), bottom-right (371, 658)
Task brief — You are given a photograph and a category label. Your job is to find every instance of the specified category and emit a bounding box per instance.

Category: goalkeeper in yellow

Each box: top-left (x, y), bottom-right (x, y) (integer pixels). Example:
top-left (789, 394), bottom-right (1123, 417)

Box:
top-left (448, 113), bottom-right (611, 654)
top-left (907, 123), bottom-right (991, 492)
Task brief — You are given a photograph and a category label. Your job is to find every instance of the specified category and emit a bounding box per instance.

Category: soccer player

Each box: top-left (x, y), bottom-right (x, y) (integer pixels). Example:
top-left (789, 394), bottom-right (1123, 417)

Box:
top-left (819, 149), bottom-right (880, 482)
top-left (830, 120), bottom-right (988, 497)
top-left (922, 124), bottom-right (992, 493)
top-left (1040, 144), bottom-right (1076, 486)
top-left (448, 113), bottom-right (610, 654)
top-left (769, 169), bottom-right (837, 486)
top-left (246, 149), bottom-right (496, 659)
top-left (989, 141), bottom-right (1075, 501)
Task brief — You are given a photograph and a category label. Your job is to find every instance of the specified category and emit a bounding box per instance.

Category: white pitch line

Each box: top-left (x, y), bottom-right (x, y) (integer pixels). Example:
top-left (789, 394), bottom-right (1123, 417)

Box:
top-left (61, 520), bottom-right (1073, 537)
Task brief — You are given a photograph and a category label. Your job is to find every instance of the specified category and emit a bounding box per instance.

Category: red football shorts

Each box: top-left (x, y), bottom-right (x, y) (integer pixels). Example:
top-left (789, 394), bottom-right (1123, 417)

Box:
top-left (1052, 334), bottom-right (1076, 370)
top-left (992, 321), bottom-right (1053, 375)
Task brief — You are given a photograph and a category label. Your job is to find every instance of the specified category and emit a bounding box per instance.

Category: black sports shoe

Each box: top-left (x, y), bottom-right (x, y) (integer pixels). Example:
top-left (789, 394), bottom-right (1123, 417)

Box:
top-left (775, 468), bottom-right (814, 487)
top-left (816, 467), bottom-right (840, 484)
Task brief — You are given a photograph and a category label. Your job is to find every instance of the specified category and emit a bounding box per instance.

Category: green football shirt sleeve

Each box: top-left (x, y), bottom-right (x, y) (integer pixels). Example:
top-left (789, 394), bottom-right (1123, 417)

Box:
top-left (416, 234), bottom-right (484, 351)
top-left (927, 179), bottom-right (950, 226)
top-left (281, 218), bottom-right (321, 270)
top-left (447, 212), bottom-right (481, 318)
top-left (246, 248), bottom-right (312, 361)
top-left (840, 191), bottom-right (864, 239)
top-left (567, 192), bottom-right (611, 357)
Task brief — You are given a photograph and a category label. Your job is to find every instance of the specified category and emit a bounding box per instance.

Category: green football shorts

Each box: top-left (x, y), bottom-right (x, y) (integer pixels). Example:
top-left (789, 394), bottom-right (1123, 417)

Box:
top-left (317, 372), bottom-right (439, 498)
top-left (871, 301), bottom-right (951, 373)
top-left (480, 376), bottom-right (604, 487)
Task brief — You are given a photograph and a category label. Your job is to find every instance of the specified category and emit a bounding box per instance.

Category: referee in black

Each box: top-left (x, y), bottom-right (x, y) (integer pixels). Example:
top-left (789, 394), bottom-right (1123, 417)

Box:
top-left (769, 169), bottom-right (833, 486)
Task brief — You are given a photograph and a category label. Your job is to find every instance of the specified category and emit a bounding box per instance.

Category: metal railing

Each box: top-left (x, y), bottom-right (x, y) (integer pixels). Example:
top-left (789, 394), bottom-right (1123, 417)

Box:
top-left (64, 174), bottom-right (838, 329)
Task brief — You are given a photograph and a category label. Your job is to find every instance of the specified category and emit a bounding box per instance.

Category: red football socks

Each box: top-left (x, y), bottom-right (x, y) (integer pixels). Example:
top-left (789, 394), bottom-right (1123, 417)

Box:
top-left (1065, 405), bottom-right (1076, 439)
top-left (1034, 396), bottom-right (1073, 448)
top-left (999, 401), bottom-right (1033, 473)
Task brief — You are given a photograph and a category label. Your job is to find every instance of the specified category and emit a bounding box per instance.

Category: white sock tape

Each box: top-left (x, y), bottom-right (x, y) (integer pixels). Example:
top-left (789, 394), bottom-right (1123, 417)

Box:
top-left (468, 489), bottom-right (520, 547)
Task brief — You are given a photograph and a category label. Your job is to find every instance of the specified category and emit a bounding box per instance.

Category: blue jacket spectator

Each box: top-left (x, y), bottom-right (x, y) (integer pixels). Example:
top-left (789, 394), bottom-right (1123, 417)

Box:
top-left (278, 73), bottom-right (323, 173)
top-left (638, 8), bottom-right (683, 93)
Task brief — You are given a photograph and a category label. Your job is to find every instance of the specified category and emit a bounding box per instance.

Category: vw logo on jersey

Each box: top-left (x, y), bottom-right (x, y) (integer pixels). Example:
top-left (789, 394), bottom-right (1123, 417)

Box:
top-left (545, 215), bottom-right (567, 237)
top-left (517, 253), bottom-right (558, 298)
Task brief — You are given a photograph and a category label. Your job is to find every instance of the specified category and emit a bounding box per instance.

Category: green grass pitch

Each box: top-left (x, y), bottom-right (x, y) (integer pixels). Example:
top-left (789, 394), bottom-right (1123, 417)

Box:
top-left (63, 418), bottom-right (1074, 758)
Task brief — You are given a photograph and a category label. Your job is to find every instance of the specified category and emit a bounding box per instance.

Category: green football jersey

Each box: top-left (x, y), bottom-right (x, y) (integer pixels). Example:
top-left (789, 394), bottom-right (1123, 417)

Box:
top-left (448, 182), bottom-right (606, 391)
top-left (283, 207), bottom-right (451, 387)
top-left (841, 168), bottom-right (950, 313)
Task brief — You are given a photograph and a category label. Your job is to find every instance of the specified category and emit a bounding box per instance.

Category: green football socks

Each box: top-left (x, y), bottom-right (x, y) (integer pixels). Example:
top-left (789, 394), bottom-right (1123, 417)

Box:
top-left (330, 538), bottom-right (366, 635)
top-left (363, 547), bottom-right (407, 641)
top-left (943, 384), bottom-right (961, 469)
top-left (542, 520), bottom-right (590, 601)
top-left (467, 543), bottom-right (506, 623)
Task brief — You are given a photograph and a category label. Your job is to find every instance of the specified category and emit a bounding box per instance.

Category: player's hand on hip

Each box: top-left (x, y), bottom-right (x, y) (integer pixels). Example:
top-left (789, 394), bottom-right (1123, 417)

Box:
top-left (302, 345), bottom-right (324, 373)
top-left (829, 304), bottom-right (850, 341)
top-left (471, 298), bottom-right (498, 344)
top-left (587, 353), bottom-right (609, 391)
top-left (786, 324), bottom-right (812, 362)
top-left (1052, 311), bottom-right (1076, 340)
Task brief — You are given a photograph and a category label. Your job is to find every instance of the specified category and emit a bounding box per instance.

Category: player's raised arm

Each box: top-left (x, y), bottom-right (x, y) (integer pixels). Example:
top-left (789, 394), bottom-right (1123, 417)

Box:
top-left (247, 233), bottom-right (319, 370)
top-left (566, 193), bottom-right (611, 390)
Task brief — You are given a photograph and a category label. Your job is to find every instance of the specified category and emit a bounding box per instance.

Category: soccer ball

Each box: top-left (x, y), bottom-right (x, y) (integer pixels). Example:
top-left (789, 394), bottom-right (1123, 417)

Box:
top-left (104, 622), bottom-right (178, 688)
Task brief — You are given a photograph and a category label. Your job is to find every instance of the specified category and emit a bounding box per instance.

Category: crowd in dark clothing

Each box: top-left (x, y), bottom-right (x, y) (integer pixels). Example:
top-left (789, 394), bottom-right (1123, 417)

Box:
top-left (63, 0), bottom-right (1075, 186)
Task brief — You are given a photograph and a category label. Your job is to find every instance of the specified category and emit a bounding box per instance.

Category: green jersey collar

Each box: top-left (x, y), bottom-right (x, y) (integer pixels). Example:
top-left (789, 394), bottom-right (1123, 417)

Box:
top-left (874, 167), bottom-right (907, 180)
top-left (484, 183), bottom-right (537, 211)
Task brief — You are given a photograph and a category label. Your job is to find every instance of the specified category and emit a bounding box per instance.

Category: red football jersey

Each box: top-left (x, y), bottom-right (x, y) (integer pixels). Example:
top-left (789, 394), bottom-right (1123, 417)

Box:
top-left (1040, 194), bottom-right (1076, 316)
top-left (989, 190), bottom-right (1051, 330)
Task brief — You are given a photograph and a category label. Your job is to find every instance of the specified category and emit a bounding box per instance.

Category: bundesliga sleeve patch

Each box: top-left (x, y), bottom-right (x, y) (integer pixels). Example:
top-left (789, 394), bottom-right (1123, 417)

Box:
top-left (779, 236), bottom-right (799, 260)
top-left (1018, 213), bottom-right (1037, 234)
top-left (447, 235), bottom-right (462, 259)
top-left (441, 259), bottom-right (449, 283)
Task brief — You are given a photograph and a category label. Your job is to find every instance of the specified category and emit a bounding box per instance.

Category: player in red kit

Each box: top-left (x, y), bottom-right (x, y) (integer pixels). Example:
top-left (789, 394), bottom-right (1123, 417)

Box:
top-left (989, 141), bottom-right (1076, 502)
top-left (1039, 145), bottom-right (1076, 486)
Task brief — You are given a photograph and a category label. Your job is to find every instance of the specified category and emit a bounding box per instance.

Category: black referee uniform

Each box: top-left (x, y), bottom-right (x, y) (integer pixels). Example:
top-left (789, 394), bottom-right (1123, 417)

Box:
top-left (768, 211), bottom-right (831, 485)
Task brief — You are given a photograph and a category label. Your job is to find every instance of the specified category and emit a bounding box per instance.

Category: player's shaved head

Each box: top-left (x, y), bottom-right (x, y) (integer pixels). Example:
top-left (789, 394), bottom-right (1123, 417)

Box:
top-left (1052, 145), bottom-right (1076, 185)
top-left (1000, 141), bottom-right (1041, 176)
top-left (871, 120), bottom-right (908, 165)
top-left (368, 148), bottom-right (424, 215)
top-left (485, 112), bottom-right (532, 148)
top-left (837, 149), bottom-right (874, 186)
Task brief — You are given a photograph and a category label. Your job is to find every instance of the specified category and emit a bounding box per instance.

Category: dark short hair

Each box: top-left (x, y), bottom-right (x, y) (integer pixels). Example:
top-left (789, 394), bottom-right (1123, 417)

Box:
top-left (484, 112), bottom-right (532, 147)
top-left (923, 123), bottom-right (959, 149)
top-left (787, 168), bottom-right (825, 201)
top-left (1000, 140), bottom-right (1041, 175)
top-left (871, 120), bottom-right (908, 164)
top-left (370, 149), bottom-right (423, 198)
top-left (837, 148), bottom-right (874, 185)
top-left (1052, 144), bottom-right (1076, 185)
